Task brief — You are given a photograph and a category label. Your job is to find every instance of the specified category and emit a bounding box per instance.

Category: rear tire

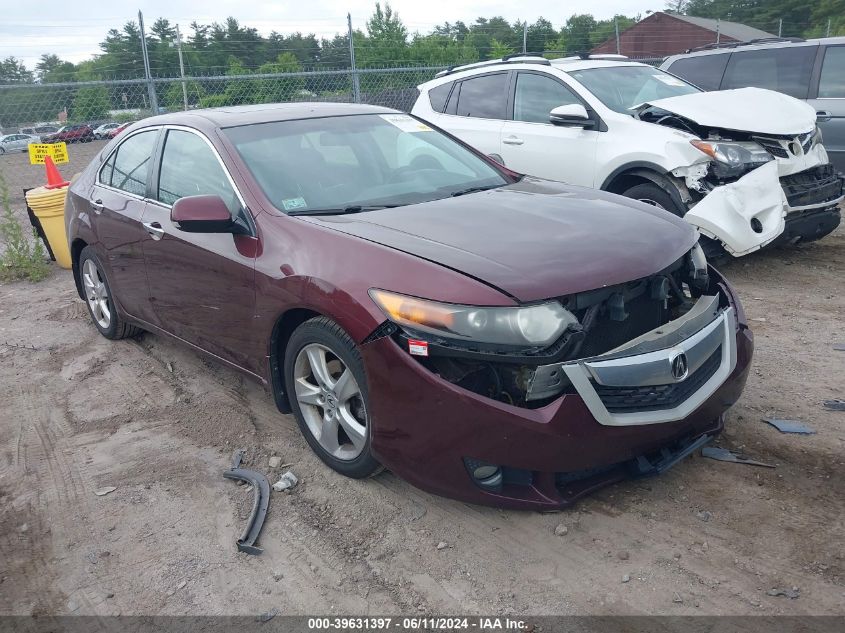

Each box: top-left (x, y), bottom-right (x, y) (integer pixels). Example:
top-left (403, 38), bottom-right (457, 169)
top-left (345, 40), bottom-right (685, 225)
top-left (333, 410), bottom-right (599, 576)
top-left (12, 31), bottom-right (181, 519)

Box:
top-left (78, 246), bottom-right (142, 340)
top-left (621, 182), bottom-right (685, 217)
top-left (284, 317), bottom-right (382, 479)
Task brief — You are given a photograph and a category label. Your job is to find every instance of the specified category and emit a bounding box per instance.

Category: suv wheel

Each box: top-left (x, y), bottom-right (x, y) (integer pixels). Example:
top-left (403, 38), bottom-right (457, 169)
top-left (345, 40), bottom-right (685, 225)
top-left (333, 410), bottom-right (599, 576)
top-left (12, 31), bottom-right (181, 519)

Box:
top-left (622, 183), bottom-right (685, 217)
top-left (284, 317), bottom-right (382, 479)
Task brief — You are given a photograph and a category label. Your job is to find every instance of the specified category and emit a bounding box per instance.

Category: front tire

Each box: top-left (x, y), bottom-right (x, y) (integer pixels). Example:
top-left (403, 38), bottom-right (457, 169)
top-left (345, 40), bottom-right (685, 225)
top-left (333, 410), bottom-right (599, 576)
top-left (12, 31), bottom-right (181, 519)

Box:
top-left (284, 317), bottom-right (382, 479)
top-left (621, 182), bottom-right (685, 217)
top-left (78, 246), bottom-right (141, 340)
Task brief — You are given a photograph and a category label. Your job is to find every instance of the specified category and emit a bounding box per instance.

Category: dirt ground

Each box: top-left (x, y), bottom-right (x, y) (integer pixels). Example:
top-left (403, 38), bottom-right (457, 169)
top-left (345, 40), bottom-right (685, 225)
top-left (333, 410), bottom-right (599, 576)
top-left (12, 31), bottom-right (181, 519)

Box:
top-left (0, 164), bottom-right (843, 615)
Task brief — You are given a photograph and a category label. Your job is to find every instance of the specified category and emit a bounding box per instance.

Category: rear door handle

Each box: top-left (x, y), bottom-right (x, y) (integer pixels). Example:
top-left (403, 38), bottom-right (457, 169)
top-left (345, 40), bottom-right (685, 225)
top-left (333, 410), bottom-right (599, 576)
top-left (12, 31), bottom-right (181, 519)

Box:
top-left (816, 111), bottom-right (832, 122)
top-left (90, 198), bottom-right (104, 213)
top-left (503, 136), bottom-right (524, 146)
top-left (142, 221), bottom-right (165, 241)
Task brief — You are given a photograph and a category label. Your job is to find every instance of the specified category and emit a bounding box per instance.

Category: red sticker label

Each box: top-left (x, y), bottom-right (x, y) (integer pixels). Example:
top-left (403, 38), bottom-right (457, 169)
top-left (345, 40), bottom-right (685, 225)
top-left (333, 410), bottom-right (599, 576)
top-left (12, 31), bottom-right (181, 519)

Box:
top-left (408, 339), bottom-right (429, 357)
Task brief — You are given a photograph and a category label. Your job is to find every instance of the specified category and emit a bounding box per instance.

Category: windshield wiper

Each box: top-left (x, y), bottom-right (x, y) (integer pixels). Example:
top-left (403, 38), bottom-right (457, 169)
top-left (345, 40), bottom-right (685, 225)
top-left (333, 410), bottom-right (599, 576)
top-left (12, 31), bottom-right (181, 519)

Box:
top-left (449, 184), bottom-right (503, 197)
top-left (288, 204), bottom-right (400, 216)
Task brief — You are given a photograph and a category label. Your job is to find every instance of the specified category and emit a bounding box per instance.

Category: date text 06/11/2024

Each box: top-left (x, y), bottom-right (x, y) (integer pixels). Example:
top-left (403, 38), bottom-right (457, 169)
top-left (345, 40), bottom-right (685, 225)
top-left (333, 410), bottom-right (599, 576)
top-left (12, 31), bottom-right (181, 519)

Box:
top-left (307, 617), bottom-right (529, 630)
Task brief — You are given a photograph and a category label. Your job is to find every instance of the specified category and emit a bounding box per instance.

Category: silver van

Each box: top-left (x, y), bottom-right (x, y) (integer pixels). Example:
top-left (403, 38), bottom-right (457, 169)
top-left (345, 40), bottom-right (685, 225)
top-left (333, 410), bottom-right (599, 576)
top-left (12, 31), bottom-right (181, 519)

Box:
top-left (662, 37), bottom-right (845, 172)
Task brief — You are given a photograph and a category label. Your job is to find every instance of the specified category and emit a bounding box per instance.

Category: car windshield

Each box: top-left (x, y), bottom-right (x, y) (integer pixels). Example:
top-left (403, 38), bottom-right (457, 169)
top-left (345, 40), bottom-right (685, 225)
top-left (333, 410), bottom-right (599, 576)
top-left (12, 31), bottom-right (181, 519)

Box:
top-left (568, 66), bottom-right (700, 114)
top-left (223, 113), bottom-right (508, 214)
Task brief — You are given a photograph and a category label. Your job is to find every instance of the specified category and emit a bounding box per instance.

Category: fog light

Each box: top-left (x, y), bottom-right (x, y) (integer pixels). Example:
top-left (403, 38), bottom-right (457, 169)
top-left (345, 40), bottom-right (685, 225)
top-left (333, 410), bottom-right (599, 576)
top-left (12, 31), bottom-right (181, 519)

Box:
top-left (473, 464), bottom-right (499, 479)
top-left (464, 458), bottom-right (503, 491)
top-left (750, 217), bottom-right (763, 233)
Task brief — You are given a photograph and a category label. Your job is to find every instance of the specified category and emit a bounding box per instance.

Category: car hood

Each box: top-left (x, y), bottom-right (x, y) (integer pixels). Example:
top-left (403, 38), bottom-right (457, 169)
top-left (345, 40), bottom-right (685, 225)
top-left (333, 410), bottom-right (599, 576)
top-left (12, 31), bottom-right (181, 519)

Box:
top-left (301, 178), bottom-right (697, 302)
top-left (640, 87), bottom-right (817, 136)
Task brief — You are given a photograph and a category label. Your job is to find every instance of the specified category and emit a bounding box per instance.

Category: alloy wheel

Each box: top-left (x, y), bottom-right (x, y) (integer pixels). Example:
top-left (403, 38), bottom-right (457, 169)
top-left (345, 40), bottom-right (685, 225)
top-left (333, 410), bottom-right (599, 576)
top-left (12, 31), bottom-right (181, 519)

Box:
top-left (82, 259), bottom-right (111, 329)
top-left (293, 343), bottom-right (368, 461)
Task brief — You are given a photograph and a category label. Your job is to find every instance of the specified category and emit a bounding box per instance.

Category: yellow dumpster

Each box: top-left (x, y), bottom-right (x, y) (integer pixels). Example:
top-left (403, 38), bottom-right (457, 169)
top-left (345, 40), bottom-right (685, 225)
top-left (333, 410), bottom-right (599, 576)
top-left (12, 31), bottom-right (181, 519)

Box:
top-left (25, 185), bottom-right (71, 269)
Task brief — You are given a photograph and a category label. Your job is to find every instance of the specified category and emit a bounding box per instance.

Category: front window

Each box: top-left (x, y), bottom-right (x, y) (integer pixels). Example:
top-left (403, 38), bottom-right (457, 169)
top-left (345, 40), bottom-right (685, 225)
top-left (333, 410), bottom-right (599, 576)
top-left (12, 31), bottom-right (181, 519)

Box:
top-left (223, 113), bottom-right (509, 214)
top-left (568, 66), bottom-right (700, 114)
top-left (514, 72), bottom-right (582, 124)
top-left (157, 129), bottom-right (241, 216)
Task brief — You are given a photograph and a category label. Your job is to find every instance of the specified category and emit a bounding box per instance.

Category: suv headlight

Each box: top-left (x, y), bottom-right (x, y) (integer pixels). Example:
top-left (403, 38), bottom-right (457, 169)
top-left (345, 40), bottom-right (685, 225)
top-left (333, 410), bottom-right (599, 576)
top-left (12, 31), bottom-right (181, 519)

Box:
top-left (812, 125), bottom-right (823, 147)
top-left (691, 140), bottom-right (772, 178)
top-left (369, 289), bottom-right (578, 347)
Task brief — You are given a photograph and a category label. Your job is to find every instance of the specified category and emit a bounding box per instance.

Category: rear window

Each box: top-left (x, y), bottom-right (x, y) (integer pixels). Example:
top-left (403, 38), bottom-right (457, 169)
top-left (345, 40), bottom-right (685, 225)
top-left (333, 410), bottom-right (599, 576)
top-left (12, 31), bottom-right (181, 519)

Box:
top-left (428, 82), bottom-right (453, 113)
top-left (665, 54), bottom-right (728, 91)
top-left (455, 73), bottom-right (508, 119)
top-left (818, 46), bottom-right (845, 98)
top-left (721, 46), bottom-right (816, 98)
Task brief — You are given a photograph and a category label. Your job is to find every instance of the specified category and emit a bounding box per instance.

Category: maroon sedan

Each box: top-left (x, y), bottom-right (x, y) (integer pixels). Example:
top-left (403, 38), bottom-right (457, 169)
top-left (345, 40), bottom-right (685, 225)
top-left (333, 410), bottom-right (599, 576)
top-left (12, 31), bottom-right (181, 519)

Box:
top-left (44, 124), bottom-right (94, 144)
top-left (65, 103), bottom-right (753, 510)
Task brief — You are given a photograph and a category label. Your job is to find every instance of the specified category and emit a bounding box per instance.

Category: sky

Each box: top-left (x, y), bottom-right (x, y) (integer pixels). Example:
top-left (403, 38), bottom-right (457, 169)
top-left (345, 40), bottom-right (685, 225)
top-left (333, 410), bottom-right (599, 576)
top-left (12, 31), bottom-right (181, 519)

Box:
top-left (2, 0), bottom-right (663, 70)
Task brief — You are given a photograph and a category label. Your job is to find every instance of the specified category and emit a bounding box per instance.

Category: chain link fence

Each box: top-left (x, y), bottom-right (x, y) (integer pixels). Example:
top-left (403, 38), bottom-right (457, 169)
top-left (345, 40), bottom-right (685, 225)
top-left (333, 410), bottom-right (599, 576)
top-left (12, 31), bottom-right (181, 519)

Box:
top-left (0, 66), bottom-right (443, 209)
top-left (0, 57), bottom-right (666, 209)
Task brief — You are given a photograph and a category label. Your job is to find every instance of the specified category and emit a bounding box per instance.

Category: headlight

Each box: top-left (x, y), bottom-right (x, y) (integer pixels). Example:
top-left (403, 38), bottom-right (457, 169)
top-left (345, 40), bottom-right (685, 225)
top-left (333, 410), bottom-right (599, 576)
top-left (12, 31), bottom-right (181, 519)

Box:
top-left (691, 140), bottom-right (772, 170)
top-left (369, 289), bottom-right (578, 347)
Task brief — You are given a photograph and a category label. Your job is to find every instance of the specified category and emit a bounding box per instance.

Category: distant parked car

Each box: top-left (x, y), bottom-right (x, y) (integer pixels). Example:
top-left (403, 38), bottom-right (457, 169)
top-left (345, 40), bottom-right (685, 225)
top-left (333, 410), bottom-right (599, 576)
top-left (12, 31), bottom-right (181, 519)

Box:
top-left (43, 124), bottom-right (94, 144)
top-left (107, 123), bottom-right (131, 139)
top-left (20, 125), bottom-right (59, 136)
top-left (0, 133), bottom-right (39, 154)
top-left (94, 122), bottom-right (121, 139)
top-left (662, 37), bottom-right (845, 173)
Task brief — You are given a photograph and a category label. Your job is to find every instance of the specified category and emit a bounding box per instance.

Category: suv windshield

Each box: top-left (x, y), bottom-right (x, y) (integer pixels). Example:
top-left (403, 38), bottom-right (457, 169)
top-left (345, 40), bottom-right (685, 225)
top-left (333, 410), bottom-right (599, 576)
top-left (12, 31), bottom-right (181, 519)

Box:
top-left (224, 113), bottom-right (508, 214)
top-left (569, 66), bottom-right (700, 113)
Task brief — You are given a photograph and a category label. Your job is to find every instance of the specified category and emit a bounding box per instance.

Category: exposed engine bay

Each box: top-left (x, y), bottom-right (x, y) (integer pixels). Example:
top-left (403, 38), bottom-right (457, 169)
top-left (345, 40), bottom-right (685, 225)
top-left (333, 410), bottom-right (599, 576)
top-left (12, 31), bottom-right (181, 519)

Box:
top-left (387, 245), bottom-right (722, 409)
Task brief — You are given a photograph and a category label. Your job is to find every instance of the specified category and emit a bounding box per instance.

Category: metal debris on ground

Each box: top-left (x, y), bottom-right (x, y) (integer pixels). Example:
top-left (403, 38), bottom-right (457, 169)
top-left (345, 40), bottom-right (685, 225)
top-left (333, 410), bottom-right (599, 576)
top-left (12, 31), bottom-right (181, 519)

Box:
top-left (700, 446), bottom-right (775, 468)
top-left (767, 587), bottom-right (800, 599)
top-left (94, 486), bottom-right (117, 496)
top-left (256, 609), bottom-right (279, 623)
top-left (832, 343), bottom-right (845, 351)
top-left (822, 399), bottom-right (845, 411)
top-left (272, 471), bottom-right (298, 492)
top-left (762, 418), bottom-right (816, 434)
top-left (223, 450), bottom-right (270, 556)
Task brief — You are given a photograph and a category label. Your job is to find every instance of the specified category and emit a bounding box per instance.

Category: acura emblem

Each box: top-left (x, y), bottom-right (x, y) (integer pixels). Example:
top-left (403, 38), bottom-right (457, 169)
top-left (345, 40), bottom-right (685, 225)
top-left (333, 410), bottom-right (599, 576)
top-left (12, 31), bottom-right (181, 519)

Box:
top-left (671, 352), bottom-right (689, 381)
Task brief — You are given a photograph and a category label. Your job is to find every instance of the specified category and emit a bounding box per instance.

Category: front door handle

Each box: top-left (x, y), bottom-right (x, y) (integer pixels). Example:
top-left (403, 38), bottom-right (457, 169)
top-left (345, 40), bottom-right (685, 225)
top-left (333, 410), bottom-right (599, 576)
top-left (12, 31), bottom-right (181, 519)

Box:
top-left (503, 136), bottom-right (524, 146)
top-left (90, 198), bottom-right (104, 213)
top-left (142, 221), bottom-right (165, 241)
top-left (816, 111), bottom-right (832, 122)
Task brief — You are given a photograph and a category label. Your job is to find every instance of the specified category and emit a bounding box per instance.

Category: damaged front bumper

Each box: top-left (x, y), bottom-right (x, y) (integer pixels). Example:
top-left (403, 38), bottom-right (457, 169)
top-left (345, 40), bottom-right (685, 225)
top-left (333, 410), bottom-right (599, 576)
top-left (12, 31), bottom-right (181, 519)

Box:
top-left (361, 269), bottom-right (753, 510)
top-left (681, 147), bottom-right (843, 257)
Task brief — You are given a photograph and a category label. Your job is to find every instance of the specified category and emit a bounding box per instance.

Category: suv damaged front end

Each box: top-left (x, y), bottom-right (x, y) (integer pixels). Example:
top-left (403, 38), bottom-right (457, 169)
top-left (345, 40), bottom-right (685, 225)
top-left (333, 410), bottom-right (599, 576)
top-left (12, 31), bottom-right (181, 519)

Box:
top-left (637, 90), bottom-right (843, 257)
top-left (360, 244), bottom-right (753, 510)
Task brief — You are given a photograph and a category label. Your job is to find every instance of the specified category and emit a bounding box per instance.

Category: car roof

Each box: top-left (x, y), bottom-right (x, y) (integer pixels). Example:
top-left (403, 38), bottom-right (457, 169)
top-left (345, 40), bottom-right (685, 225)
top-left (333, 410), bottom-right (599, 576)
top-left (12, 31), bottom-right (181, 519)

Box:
top-left (664, 36), bottom-right (845, 63)
top-left (140, 102), bottom-right (400, 128)
top-left (549, 59), bottom-right (651, 71)
top-left (419, 58), bottom-right (652, 88)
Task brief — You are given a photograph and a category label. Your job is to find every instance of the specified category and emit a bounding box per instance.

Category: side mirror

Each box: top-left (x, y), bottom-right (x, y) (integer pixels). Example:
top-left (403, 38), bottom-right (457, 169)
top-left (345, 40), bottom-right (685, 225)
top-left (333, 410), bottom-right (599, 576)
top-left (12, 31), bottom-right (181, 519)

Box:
top-left (550, 104), bottom-right (594, 128)
top-left (171, 195), bottom-right (244, 234)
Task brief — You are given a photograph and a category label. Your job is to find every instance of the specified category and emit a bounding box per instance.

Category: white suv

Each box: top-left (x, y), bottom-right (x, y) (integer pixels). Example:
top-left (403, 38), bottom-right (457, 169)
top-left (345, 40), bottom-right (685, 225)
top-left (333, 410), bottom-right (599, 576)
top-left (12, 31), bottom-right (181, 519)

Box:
top-left (412, 55), bottom-right (844, 258)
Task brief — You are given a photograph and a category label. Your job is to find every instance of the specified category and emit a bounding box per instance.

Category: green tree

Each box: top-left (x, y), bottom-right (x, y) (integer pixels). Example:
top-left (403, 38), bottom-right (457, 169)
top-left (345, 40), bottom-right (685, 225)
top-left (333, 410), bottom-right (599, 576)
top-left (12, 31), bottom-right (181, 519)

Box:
top-left (358, 3), bottom-right (410, 67)
top-left (35, 54), bottom-right (77, 83)
top-left (256, 53), bottom-right (305, 103)
top-left (71, 86), bottom-right (111, 121)
top-left (489, 39), bottom-right (514, 59)
top-left (163, 80), bottom-right (206, 109)
top-left (0, 57), bottom-right (33, 83)
top-left (563, 15), bottom-right (598, 53)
